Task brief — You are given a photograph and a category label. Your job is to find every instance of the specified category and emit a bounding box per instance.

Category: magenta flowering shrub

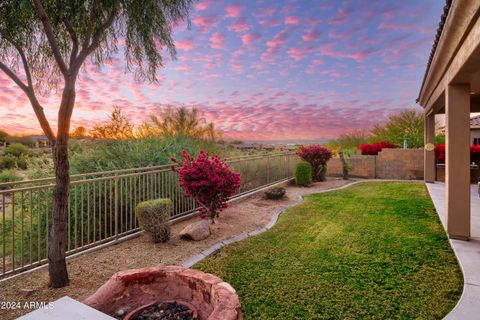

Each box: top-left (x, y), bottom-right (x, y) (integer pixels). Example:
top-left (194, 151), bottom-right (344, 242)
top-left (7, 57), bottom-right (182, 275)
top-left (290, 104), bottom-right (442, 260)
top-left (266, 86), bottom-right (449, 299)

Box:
top-left (358, 141), bottom-right (396, 155)
top-left (297, 145), bottom-right (332, 181)
top-left (171, 150), bottom-right (240, 222)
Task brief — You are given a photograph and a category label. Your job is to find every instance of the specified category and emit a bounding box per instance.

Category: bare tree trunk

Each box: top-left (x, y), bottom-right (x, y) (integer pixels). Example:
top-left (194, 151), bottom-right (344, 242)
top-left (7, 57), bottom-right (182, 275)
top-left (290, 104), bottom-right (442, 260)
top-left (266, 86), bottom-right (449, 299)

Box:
top-left (48, 82), bottom-right (75, 288)
top-left (48, 139), bottom-right (70, 288)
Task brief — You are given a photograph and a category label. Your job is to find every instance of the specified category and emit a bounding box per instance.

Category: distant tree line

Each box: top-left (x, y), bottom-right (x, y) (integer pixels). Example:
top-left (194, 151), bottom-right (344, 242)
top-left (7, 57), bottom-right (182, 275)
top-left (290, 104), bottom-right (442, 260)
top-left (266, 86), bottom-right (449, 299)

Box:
top-left (70, 105), bottom-right (220, 141)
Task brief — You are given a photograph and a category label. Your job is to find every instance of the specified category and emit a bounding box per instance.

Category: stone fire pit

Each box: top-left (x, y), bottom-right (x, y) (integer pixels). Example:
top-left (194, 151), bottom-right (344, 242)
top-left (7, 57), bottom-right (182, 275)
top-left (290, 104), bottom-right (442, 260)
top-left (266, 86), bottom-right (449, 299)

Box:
top-left (83, 266), bottom-right (242, 320)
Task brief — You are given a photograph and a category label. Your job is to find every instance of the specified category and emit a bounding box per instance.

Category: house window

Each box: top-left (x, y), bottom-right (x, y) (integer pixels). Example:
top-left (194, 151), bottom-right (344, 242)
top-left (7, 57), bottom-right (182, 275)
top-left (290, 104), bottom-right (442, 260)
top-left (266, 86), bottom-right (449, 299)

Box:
top-left (474, 138), bottom-right (480, 146)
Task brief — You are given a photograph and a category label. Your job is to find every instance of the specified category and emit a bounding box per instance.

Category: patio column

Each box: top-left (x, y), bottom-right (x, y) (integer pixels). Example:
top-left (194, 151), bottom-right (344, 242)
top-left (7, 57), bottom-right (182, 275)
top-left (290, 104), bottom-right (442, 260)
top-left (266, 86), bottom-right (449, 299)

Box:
top-left (424, 112), bottom-right (435, 182)
top-left (445, 83), bottom-right (471, 240)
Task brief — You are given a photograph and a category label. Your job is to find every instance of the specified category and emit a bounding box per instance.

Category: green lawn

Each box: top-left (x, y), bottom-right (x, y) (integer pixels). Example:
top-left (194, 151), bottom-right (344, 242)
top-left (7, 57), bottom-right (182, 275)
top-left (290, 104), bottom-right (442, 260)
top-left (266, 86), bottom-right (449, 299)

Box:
top-left (195, 182), bottom-right (463, 319)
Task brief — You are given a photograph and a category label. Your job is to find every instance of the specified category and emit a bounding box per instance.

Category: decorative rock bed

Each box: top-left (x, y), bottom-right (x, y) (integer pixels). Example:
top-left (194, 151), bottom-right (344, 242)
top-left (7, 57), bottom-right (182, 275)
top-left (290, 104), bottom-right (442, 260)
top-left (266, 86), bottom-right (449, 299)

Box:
top-left (83, 266), bottom-right (242, 320)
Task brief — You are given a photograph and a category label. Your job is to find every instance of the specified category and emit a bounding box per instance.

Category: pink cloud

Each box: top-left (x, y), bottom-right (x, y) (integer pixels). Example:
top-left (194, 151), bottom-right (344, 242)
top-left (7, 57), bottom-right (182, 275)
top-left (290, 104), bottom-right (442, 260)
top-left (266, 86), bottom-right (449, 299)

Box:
top-left (328, 30), bottom-right (350, 41)
top-left (225, 4), bottom-right (244, 18)
top-left (241, 32), bottom-right (261, 47)
top-left (302, 29), bottom-right (321, 42)
top-left (253, 6), bottom-right (276, 18)
top-left (261, 30), bottom-right (289, 61)
top-left (306, 59), bottom-right (325, 74)
top-left (175, 38), bottom-right (195, 51)
top-left (318, 44), bottom-right (371, 62)
top-left (227, 18), bottom-right (250, 32)
top-left (209, 32), bottom-right (225, 49)
top-left (192, 15), bottom-right (217, 32)
top-left (194, 0), bottom-right (214, 11)
top-left (258, 18), bottom-right (282, 27)
top-left (328, 8), bottom-right (352, 25)
top-left (284, 16), bottom-right (301, 25)
top-left (287, 47), bottom-right (311, 61)
top-left (319, 69), bottom-right (341, 78)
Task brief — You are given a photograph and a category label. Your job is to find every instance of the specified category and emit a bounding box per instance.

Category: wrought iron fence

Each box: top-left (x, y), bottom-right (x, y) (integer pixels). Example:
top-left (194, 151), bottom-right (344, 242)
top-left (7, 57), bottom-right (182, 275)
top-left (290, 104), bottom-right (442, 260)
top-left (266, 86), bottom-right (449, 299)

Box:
top-left (0, 152), bottom-right (299, 279)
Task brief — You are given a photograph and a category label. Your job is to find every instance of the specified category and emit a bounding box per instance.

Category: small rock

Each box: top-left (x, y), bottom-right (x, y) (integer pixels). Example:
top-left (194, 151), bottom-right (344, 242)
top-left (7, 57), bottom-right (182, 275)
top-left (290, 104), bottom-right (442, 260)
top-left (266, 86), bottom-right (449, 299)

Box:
top-left (180, 220), bottom-right (211, 241)
top-left (116, 309), bottom-right (125, 317)
top-left (18, 288), bottom-right (36, 297)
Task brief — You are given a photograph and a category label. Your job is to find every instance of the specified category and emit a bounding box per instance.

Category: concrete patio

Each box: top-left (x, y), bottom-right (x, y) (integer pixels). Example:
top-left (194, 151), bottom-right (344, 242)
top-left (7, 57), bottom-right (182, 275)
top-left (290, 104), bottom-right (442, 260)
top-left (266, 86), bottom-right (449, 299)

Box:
top-left (427, 182), bottom-right (480, 320)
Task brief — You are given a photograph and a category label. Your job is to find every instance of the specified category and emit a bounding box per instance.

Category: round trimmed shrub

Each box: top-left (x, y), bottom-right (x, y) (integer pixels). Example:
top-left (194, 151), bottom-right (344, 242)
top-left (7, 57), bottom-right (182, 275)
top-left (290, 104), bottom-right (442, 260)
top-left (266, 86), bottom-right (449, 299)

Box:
top-left (136, 199), bottom-right (172, 243)
top-left (295, 162), bottom-right (312, 186)
top-left (265, 187), bottom-right (286, 200)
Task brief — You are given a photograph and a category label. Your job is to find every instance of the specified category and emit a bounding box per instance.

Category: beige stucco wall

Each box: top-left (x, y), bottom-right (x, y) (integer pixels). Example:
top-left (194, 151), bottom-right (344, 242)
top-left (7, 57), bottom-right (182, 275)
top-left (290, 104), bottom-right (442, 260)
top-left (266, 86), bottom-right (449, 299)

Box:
top-left (327, 149), bottom-right (424, 180)
top-left (470, 129), bottom-right (480, 144)
top-left (327, 155), bottom-right (376, 178)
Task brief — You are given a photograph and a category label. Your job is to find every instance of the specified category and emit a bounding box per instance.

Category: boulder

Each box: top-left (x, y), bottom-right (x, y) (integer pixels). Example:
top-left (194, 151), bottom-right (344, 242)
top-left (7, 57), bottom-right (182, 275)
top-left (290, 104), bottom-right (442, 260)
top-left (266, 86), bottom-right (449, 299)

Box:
top-left (180, 220), bottom-right (211, 241)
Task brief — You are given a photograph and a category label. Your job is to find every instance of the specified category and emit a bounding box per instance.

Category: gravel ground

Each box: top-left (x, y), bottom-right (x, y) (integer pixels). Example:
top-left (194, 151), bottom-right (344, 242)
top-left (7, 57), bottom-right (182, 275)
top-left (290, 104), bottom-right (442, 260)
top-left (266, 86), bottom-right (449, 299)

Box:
top-left (0, 178), bottom-right (353, 320)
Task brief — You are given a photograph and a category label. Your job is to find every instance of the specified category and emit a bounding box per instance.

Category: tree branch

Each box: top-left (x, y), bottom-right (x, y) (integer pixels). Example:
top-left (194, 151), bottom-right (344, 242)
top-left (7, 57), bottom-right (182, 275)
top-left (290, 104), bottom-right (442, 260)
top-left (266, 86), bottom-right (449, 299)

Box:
top-left (74, 7), bottom-right (118, 72)
top-left (0, 61), bottom-right (56, 142)
top-left (79, 5), bottom-right (97, 56)
top-left (32, 0), bottom-right (69, 76)
top-left (0, 29), bottom-right (34, 88)
top-left (62, 18), bottom-right (79, 67)
top-left (0, 61), bottom-right (28, 92)
top-left (28, 90), bottom-right (56, 142)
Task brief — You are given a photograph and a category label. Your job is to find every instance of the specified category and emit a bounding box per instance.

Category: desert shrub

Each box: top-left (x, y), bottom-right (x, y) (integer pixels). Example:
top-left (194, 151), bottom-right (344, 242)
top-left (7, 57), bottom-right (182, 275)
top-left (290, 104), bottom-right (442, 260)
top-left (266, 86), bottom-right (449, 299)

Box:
top-left (136, 199), bottom-right (172, 243)
top-left (26, 155), bottom-right (54, 179)
top-left (264, 187), bottom-right (286, 200)
top-left (295, 162), bottom-right (312, 186)
top-left (4, 143), bottom-right (30, 157)
top-left (0, 154), bottom-right (16, 169)
top-left (14, 155), bottom-right (28, 170)
top-left (358, 141), bottom-right (396, 155)
top-left (172, 150), bottom-right (240, 222)
top-left (0, 170), bottom-right (22, 189)
top-left (69, 136), bottom-right (214, 174)
top-left (297, 145), bottom-right (332, 181)
top-left (0, 154), bottom-right (30, 170)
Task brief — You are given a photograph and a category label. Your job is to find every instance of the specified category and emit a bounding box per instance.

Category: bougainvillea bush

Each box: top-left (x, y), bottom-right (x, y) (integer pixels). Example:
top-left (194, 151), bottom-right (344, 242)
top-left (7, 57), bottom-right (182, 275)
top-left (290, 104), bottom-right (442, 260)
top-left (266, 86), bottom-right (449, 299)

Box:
top-left (358, 141), bottom-right (396, 155)
top-left (435, 144), bottom-right (480, 164)
top-left (471, 145), bottom-right (480, 164)
top-left (171, 150), bottom-right (240, 222)
top-left (296, 145), bottom-right (332, 181)
top-left (434, 144), bottom-right (445, 164)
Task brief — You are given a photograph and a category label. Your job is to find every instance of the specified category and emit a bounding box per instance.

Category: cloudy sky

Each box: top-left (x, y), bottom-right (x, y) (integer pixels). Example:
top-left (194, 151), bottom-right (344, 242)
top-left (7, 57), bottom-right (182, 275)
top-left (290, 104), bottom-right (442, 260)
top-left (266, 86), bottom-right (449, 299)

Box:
top-left (0, 0), bottom-right (443, 141)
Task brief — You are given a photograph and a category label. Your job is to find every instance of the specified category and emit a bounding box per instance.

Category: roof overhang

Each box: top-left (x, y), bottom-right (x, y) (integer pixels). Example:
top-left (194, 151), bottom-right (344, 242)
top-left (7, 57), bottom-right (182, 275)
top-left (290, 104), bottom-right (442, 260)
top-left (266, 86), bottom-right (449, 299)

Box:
top-left (417, 1), bottom-right (480, 113)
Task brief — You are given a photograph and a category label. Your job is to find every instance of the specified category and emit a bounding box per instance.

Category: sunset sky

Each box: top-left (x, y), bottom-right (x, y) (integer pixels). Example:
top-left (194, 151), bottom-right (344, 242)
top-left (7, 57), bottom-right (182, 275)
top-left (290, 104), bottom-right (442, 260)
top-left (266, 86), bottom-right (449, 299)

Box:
top-left (0, 0), bottom-right (443, 141)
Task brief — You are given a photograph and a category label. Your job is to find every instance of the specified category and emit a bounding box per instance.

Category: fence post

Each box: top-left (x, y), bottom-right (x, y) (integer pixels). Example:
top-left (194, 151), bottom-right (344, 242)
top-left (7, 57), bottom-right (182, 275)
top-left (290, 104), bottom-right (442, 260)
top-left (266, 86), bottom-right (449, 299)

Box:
top-left (266, 154), bottom-right (270, 184)
top-left (286, 153), bottom-right (290, 178)
top-left (114, 174), bottom-right (119, 241)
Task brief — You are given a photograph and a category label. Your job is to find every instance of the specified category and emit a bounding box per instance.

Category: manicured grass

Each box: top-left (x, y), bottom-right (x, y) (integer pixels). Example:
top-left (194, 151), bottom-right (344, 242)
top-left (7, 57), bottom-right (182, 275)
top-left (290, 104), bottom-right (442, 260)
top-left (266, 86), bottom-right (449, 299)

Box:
top-left (195, 182), bottom-right (463, 319)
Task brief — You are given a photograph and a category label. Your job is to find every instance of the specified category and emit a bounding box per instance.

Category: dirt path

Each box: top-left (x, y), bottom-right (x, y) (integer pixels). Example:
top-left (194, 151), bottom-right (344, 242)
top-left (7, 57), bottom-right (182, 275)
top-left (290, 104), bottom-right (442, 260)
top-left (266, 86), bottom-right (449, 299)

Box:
top-left (0, 178), bottom-right (354, 319)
